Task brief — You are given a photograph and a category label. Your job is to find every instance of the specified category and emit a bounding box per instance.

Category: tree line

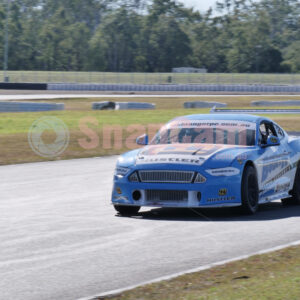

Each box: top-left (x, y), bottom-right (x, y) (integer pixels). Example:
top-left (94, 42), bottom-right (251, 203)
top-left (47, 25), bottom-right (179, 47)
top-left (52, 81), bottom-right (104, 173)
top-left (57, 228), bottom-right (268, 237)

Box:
top-left (0, 0), bottom-right (299, 73)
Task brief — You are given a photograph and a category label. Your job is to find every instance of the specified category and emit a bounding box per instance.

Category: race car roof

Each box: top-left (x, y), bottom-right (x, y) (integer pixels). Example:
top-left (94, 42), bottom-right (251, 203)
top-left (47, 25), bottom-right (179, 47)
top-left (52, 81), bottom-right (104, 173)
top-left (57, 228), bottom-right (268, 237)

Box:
top-left (171, 114), bottom-right (268, 123)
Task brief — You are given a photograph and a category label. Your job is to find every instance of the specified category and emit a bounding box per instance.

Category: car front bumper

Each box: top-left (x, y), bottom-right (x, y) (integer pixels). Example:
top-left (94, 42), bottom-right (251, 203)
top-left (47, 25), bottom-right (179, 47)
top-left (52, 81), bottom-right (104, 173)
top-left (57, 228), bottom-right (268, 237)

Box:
top-left (111, 173), bottom-right (242, 208)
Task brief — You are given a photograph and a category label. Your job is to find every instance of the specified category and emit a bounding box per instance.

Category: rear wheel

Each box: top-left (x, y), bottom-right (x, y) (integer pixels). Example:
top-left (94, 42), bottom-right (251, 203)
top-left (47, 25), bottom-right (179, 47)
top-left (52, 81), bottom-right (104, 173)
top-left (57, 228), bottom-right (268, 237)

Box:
top-left (241, 165), bottom-right (259, 214)
top-left (281, 165), bottom-right (300, 206)
top-left (114, 205), bottom-right (140, 216)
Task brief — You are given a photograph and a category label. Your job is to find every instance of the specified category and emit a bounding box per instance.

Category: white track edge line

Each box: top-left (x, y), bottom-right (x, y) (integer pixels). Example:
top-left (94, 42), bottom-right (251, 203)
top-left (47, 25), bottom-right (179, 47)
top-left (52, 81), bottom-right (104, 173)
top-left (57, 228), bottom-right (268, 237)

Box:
top-left (78, 239), bottom-right (300, 300)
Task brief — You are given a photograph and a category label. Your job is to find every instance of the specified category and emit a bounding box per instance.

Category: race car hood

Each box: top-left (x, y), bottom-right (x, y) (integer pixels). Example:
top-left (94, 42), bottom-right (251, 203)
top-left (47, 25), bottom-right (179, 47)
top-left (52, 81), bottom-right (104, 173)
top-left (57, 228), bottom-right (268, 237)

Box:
top-left (135, 143), bottom-right (251, 167)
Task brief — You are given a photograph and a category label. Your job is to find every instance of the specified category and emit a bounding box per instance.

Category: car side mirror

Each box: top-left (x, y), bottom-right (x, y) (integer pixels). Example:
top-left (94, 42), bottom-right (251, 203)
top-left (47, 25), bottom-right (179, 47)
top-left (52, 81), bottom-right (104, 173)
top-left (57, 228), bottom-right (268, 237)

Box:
top-left (136, 134), bottom-right (148, 145)
top-left (262, 135), bottom-right (280, 147)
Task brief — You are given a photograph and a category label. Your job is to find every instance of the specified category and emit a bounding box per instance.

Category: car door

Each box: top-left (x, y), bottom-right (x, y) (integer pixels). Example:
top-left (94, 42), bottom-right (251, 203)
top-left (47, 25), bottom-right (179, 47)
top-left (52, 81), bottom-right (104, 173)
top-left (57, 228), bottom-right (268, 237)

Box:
top-left (272, 123), bottom-right (295, 193)
top-left (256, 121), bottom-right (291, 200)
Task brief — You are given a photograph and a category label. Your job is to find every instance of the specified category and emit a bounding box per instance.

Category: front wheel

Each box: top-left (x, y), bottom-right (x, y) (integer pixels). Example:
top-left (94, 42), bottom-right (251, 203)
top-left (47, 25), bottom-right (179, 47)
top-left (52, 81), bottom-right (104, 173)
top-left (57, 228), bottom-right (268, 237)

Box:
top-left (114, 205), bottom-right (140, 216)
top-left (241, 165), bottom-right (259, 214)
top-left (281, 164), bottom-right (300, 206)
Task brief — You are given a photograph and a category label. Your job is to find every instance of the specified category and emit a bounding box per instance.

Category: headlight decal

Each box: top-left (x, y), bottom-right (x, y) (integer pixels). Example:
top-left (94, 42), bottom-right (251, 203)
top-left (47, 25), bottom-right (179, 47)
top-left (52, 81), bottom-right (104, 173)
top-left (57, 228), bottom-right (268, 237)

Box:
top-left (206, 167), bottom-right (240, 176)
top-left (115, 166), bottom-right (130, 177)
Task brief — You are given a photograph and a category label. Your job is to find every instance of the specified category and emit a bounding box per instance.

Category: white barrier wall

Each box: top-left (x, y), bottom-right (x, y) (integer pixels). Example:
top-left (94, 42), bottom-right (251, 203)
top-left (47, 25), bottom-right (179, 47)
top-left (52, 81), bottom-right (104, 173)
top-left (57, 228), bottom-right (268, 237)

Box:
top-left (115, 102), bottom-right (155, 110)
top-left (184, 101), bottom-right (227, 108)
top-left (0, 102), bottom-right (64, 112)
top-left (252, 100), bottom-right (300, 106)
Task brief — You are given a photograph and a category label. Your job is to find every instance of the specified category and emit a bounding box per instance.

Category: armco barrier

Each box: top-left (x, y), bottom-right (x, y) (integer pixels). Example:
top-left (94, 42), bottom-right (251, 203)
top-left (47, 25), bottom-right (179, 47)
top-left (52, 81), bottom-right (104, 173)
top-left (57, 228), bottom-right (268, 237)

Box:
top-left (184, 101), bottom-right (227, 108)
top-left (92, 101), bottom-right (155, 110)
top-left (0, 83), bottom-right (47, 90)
top-left (48, 83), bottom-right (300, 92)
top-left (0, 102), bottom-right (64, 112)
top-left (92, 101), bottom-right (116, 110)
top-left (252, 100), bottom-right (300, 106)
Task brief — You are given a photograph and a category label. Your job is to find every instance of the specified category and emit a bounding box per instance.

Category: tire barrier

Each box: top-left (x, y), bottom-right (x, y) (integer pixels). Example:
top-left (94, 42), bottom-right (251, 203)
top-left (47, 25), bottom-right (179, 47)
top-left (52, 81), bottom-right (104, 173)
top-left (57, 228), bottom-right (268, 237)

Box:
top-left (0, 83), bottom-right (47, 90)
top-left (92, 101), bottom-right (116, 110)
top-left (210, 107), bottom-right (300, 114)
top-left (92, 101), bottom-right (155, 110)
top-left (252, 100), bottom-right (300, 106)
top-left (184, 101), bottom-right (227, 108)
top-left (0, 101), bottom-right (65, 112)
top-left (48, 83), bottom-right (300, 93)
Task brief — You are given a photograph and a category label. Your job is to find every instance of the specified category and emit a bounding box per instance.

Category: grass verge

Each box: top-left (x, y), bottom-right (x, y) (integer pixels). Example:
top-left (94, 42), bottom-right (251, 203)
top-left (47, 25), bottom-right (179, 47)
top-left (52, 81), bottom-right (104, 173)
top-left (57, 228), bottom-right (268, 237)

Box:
top-left (0, 108), bottom-right (206, 165)
top-left (1, 96), bottom-right (300, 165)
top-left (97, 245), bottom-right (300, 300)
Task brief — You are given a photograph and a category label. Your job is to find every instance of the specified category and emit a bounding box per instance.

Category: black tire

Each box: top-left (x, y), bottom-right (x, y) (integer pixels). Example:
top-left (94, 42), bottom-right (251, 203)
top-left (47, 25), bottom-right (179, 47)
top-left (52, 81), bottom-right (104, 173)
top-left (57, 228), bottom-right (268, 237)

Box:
top-left (241, 165), bottom-right (259, 214)
top-left (281, 165), bottom-right (300, 206)
top-left (114, 205), bottom-right (140, 216)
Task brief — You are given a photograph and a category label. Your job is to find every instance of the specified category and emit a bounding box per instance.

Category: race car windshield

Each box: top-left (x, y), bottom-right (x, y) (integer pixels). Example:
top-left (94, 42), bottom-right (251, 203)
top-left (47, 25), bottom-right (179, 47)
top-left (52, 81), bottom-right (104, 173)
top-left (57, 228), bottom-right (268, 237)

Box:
top-left (151, 120), bottom-right (256, 146)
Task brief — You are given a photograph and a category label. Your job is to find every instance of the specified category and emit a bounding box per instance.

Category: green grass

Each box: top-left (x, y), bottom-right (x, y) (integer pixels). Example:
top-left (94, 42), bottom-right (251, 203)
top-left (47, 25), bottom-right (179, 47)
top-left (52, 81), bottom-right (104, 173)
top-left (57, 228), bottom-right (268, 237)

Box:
top-left (1, 106), bottom-right (299, 136)
top-left (98, 245), bottom-right (300, 300)
top-left (1, 95), bottom-right (300, 165)
top-left (1, 70), bottom-right (300, 85)
top-left (0, 108), bottom-right (208, 165)
top-left (0, 109), bottom-right (208, 135)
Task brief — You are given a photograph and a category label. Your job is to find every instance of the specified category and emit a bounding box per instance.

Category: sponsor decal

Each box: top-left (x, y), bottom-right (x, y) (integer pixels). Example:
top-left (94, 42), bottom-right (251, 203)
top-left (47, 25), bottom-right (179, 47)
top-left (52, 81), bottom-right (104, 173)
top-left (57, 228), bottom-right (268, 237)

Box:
top-left (206, 167), bottom-right (240, 176)
top-left (169, 120), bottom-right (256, 130)
top-left (219, 188), bottom-right (227, 196)
top-left (261, 160), bottom-right (289, 182)
top-left (237, 155), bottom-right (247, 165)
top-left (264, 162), bottom-right (297, 185)
top-left (275, 182), bottom-right (290, 193)
top-left (270, 137), bottom-right (278, 143)
top-left (136, 154), bottom-right (205, 165)
top-left (207, 196), bottom-right (236, 203)
top-left (261, 153), bottom-right (291, 162)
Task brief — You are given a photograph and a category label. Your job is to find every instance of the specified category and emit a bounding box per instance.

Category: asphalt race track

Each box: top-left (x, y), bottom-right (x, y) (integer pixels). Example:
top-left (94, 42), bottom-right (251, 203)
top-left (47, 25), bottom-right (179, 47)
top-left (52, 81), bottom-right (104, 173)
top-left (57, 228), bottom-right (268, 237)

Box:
top-left (1, 157), bottom-right (300, 300)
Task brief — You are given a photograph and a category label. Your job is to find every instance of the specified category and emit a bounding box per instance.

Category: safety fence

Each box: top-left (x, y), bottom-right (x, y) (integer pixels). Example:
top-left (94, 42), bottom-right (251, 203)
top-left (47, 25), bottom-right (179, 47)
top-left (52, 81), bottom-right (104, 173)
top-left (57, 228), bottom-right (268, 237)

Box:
top-left (48, 83), bottom-right (300, 93)
top-left (1, 71), bottom-right (300, 86)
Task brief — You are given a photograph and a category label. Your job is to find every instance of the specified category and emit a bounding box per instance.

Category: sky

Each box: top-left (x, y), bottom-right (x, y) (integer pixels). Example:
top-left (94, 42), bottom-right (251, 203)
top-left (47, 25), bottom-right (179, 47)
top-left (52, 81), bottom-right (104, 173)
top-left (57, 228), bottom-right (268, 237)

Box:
top-left (181, 0), bottom-right (218, 12)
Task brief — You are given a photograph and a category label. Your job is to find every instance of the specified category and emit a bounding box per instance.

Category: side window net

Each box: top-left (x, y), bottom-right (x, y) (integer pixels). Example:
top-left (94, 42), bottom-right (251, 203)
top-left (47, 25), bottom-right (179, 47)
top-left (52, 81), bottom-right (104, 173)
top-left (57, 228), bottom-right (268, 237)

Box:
top-left (274, 124), bottom-right (285, 140)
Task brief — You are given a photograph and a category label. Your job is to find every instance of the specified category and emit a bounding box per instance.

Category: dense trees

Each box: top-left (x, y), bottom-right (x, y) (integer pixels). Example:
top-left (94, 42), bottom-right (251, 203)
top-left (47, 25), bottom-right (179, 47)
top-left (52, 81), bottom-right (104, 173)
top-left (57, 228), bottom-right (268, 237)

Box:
top-left (89, 8), bottom-right (141, 71)
top-left (0, 0), bottom-right (299, 72)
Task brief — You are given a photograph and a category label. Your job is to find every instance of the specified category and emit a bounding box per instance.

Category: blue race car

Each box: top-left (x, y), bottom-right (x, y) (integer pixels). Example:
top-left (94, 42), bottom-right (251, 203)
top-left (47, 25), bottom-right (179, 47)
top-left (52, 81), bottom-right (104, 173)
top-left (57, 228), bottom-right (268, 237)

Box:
top-left (112, 114), bottom-right (300, 215)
